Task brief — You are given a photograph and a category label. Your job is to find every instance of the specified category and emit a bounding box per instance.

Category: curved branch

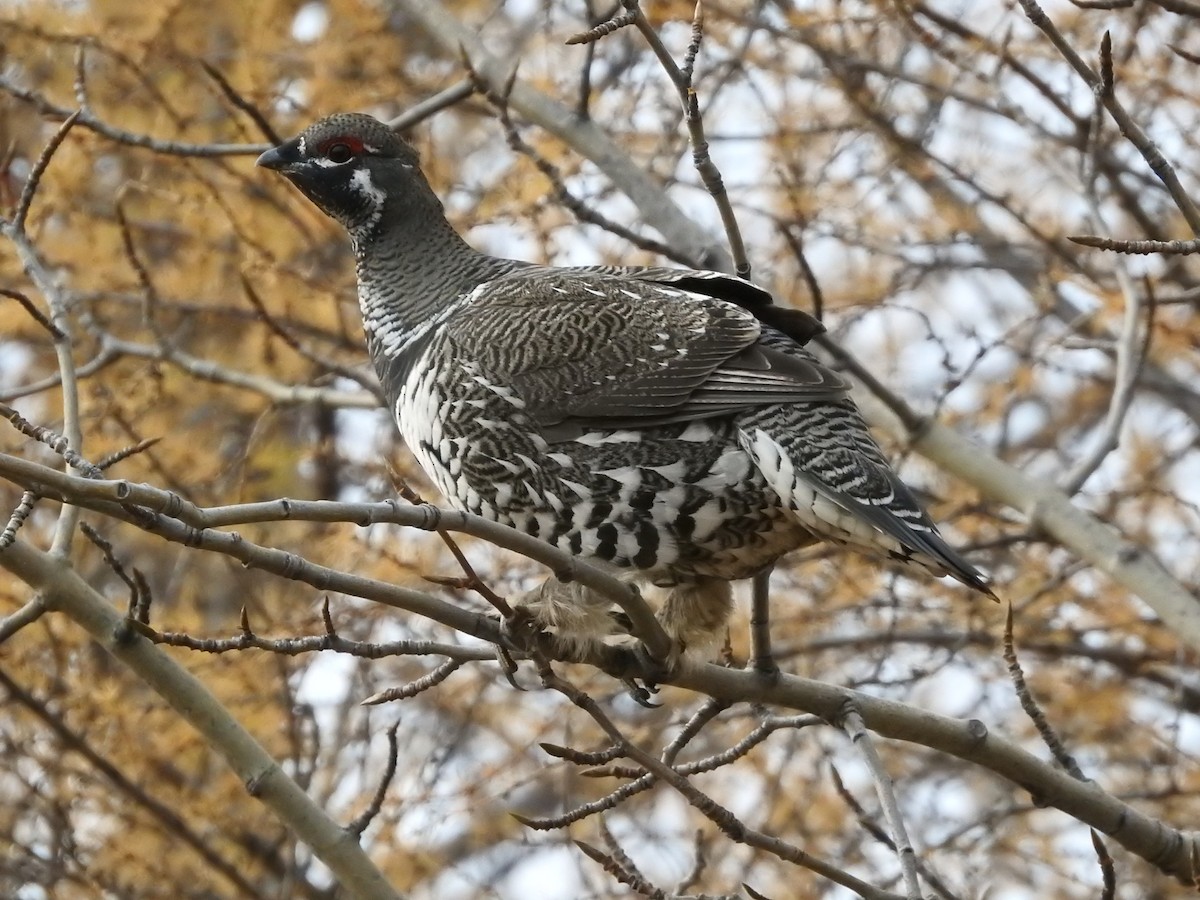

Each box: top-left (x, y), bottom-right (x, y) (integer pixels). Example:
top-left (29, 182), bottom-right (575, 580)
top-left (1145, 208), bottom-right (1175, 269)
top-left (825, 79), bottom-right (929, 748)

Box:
top-left (666, 661), bottom-right (1200, 884)
top-left (0, 453), bottom-right (671, 659)
top-left (0, 539), bottom-right (404, 900)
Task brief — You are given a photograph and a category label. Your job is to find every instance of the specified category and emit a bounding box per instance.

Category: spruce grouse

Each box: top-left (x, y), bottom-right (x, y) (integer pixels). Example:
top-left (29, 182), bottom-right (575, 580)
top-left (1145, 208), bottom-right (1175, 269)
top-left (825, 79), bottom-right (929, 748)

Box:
top-left (257, 113), bottom-right (992, 658)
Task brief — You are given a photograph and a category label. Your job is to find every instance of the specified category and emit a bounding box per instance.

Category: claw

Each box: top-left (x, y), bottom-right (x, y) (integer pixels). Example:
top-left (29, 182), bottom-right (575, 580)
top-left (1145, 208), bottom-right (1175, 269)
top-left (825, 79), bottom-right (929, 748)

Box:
top-left (631, 640), bottom-right (682, 691)
top-left (622, 678), bottom-right (662, 708)
top-left (494, 644), bottom-right (526, 691)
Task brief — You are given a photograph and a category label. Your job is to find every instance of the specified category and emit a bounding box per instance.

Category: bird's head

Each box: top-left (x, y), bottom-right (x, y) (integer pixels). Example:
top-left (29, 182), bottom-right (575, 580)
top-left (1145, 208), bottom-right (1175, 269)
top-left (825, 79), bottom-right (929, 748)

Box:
top-left (256, 113), bottom-right (431, 238)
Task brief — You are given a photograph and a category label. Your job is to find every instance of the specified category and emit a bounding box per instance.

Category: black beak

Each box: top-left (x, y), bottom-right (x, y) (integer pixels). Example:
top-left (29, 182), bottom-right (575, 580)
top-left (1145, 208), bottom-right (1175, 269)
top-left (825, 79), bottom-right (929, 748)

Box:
top-left (256, 139), bottom-right (299, 170)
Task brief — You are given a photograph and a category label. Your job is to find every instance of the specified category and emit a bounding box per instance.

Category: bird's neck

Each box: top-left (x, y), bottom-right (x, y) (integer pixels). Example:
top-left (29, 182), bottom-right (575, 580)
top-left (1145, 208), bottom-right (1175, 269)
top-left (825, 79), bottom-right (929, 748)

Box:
top-left (357, 210), bottom-right (488, 313)
top-left (351, 208), bottom-right (516, 392)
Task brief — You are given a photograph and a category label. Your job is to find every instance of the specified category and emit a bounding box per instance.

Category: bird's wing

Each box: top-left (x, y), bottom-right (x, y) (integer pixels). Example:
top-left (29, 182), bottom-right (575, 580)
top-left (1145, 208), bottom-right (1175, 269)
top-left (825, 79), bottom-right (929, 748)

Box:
top-left (444, 269), bottom-right (847, 436)
top-left (570, 265), bottom-right (827, 346)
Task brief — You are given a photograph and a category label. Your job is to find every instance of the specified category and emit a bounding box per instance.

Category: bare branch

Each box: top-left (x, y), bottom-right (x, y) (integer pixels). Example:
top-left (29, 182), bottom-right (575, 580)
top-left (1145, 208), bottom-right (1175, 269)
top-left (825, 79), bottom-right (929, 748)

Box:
top-left (842, 707), bottom-right (923, 899)
top-left (1002, 605), bottom-right (1086, 780)
top-left (11, 109), bottom-right (80, 232)
top-left (0, 287), bottom-right (65, 340)
top-left (360, 658), bottom-right (463, 705)
top-left (0, 665), bottom-right (269, 900)
top-left (0, 76), bottom-right (267, 156)
top-left (385, 79), bottom-right (476, 133)
top-left (0, 539), bottom-right (405, 900)
top-left (346, 724), bottom-right (401, 838)
top-left (0, 595), bottom-right (46, 645)
top-left (1016, 0), bottom-right (1200, 235)
top-left (198, 60), bottom-right (281, 144)
top-left (1068, 234), bottom-right (1200, 254)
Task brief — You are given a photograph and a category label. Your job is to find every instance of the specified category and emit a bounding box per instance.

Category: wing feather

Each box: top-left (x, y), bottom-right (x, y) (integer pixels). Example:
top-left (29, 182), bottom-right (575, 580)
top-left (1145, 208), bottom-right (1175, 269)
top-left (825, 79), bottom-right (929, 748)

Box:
top-left (445, 268), bottom-right (846, 434)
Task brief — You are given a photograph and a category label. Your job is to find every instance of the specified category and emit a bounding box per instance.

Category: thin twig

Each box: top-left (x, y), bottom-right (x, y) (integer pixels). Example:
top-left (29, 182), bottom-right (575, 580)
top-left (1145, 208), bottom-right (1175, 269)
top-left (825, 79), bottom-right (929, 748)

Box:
top-left (1068, 235), bottom-right (1200, 254)
top-left (79, 521), bottom-right (141, 617)
top-left (0, 287), bottom-right (65, 339)
top-left (624, 0), bottom-right (750, 277)
top-left (573, 838), bottom-right (666, 898)
top-left (539, 660), bottom-right (903, 899)
top-left (0, 404), bottom-right (102, 478)
top-left (0, 596), bottom-right (46, 645)
top-left (240, 274), bottom-right (374, 390)
top-left (0, 666), bottom-right (267, 899)
top-left (392, 474), bottom-right (514, 617)
top-left (565, 1), bottom-right (639, 45)
top-left (198, 60), bottom-right (281, 144)
top-left (0, 490), bottom-right (38, 549)
top-left (1058, 266), bottom-right (1155, 494)
top-left (0, 540), bottom-right (404, 899)
top-left (540, 742), bottom-right (625, 765)
top-left (12, 109), bottom-right (81, 232)
top-left (0, 77), bottom-right (267, 156)
top-left (663, 696), bottom-right (731, 764)
top-left (360, 658), bottom-right (463, 705)
top-left (463, 55), bottom-right (696, 266)
top-left (842, 707), bottom-right (923, 899)
top-left (94, 438), bottom-right (162, 472)
top-left (346, 723), bottom-right (401, 837)
top-left (675, 829), bottom-right (710, 894)
top-left (1003, 604), bottom-right (1086, 780)
top-left (150, 618), bottom-right (491, 662)
top-left (1091, 831), bottom-right (1117, 900)
top-left (1016, 0), bottom-right (1200, 235)
top-left (386, 79), bottom-right (477, 133)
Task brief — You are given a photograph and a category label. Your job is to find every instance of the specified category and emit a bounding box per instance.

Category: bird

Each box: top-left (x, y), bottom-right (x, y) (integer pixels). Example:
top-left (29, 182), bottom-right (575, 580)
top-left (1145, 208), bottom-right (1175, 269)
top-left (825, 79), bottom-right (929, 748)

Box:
top-left (256, 112), bottom-right (993, 663)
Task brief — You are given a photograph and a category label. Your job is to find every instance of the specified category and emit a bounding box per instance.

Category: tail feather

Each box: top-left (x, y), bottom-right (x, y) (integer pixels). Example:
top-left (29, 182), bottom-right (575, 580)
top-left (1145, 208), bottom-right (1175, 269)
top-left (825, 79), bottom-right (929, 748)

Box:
top-left (741, 421), bottom-right (995, 598)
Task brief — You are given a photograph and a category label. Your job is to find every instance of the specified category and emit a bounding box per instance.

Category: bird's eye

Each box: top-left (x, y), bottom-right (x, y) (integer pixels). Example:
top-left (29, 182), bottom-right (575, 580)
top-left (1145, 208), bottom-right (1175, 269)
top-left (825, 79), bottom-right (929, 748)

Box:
top-left (326, 142), bottom-right (355, 164)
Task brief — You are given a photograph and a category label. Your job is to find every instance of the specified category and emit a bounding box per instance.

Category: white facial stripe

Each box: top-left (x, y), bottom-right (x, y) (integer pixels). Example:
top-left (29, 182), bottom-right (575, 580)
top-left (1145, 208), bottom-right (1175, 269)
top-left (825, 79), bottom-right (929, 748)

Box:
top-left (350, 168), bottom-right (386, 233)
top-left (350, 168), bottom-right (385, 203)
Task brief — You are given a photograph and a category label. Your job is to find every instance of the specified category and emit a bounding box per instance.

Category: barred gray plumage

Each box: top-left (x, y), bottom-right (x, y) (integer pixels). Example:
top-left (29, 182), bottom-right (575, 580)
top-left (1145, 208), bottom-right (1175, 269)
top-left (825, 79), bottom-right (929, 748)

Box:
top-left (258, 113), bottom-right (994, 657)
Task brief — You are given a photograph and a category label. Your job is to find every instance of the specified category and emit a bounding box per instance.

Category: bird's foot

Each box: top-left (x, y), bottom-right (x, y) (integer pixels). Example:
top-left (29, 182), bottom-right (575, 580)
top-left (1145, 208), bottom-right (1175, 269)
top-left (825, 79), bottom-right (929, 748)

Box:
top-left (499, 604), bottom-right (548, 655)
